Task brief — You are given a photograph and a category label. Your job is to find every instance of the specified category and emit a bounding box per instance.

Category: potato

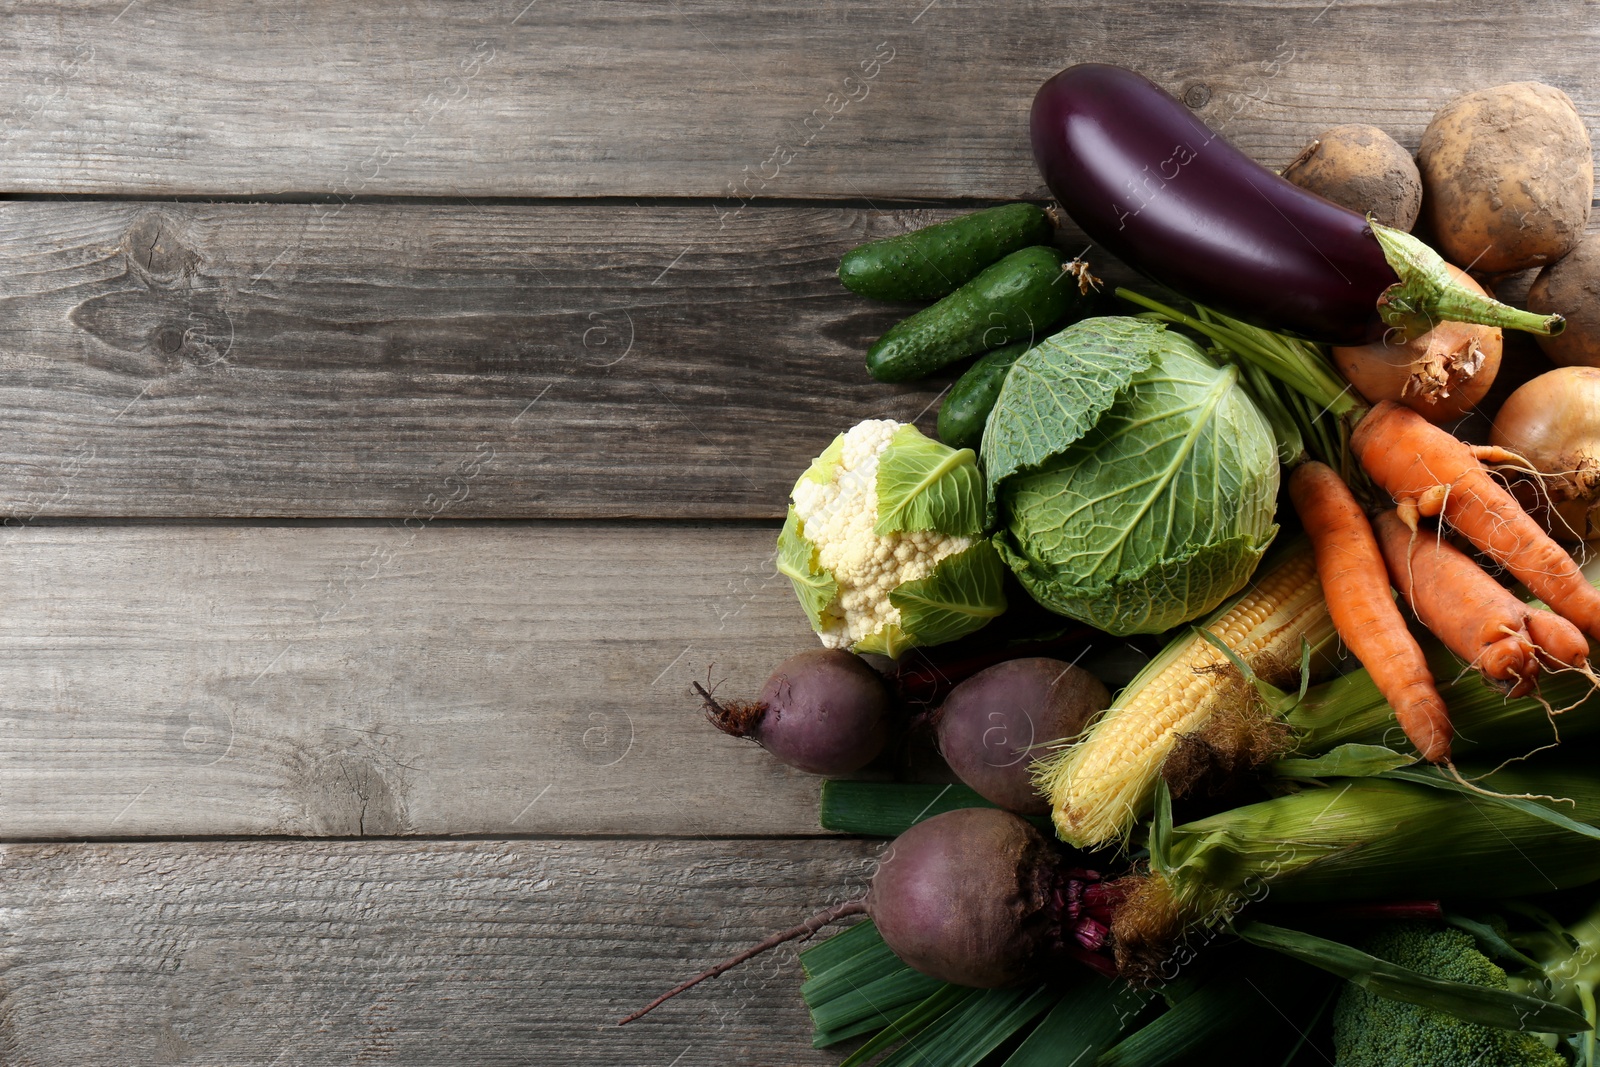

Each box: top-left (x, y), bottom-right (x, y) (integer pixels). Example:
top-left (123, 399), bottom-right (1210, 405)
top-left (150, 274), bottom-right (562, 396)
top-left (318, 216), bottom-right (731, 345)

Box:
top-left (1281, 123), bottom-right (1422, 231)
top-left (1527, 232), bottom-right (1600, 367)
top-left (1418, 82), bottom-right (1593, 274)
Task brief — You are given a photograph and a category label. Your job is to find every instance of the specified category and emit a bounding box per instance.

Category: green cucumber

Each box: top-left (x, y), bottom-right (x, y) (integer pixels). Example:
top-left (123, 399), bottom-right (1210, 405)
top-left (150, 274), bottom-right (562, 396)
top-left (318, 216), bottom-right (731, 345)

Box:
top-left (865, 246), bottom-right (1084, 383)
top-left (936, 341), bottom-right (1029, 451)
top-left (839, 203), bottom-right (1052, 301)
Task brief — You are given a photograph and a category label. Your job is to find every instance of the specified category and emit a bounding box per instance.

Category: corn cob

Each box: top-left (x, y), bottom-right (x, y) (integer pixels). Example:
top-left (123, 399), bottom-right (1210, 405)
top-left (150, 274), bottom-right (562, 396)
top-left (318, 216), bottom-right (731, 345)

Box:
top-left (1035, 539), bottom-right (1334, 850)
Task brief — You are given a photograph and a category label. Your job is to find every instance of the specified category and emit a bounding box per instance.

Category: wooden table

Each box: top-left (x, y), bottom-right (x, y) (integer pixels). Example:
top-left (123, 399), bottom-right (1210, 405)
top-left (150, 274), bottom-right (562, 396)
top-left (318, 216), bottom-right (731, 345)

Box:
top-left (0, 3), bottom-right (1593, 1062)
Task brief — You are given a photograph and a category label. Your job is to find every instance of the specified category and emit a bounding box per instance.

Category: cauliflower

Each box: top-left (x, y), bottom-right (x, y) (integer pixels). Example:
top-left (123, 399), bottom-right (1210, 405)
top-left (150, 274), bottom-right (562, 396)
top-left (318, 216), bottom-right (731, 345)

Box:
top-left (778, 419), bottom-right (1006, 657)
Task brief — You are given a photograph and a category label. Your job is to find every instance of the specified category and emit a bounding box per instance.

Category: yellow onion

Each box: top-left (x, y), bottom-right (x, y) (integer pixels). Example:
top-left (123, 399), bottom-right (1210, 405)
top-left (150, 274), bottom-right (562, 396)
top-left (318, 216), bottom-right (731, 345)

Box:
top-left (1331, 263), bottom-right (1502, 423)
top-left (1491, 366), bottom-right (1600, 541)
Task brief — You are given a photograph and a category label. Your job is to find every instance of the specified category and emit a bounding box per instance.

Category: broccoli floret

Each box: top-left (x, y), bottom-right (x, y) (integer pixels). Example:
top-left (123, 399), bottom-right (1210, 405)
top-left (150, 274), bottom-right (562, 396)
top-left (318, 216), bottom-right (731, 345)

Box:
top-left (1332, 922), bottom-right (1566, 1067)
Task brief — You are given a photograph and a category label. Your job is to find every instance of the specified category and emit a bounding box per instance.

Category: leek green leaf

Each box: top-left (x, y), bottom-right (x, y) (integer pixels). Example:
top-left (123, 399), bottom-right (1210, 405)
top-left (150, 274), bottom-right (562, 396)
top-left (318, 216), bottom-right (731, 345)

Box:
top-left (1002, 980), bottom-right (1146, 1067)
top-left (800, 917), bottom-right (885, 982)
top-left (819, 781), bottom-right (985, 836)
top-left (802, 925), bottom-right (925, 1011)
top-left (810, 967), bottom-right (945, 1045)
top-left (1098, 948), bottom-right (1331, 1067)
top-left (801, 921), bottom-right (947, 1048)
top-left (875, 986), bottom-right (1053, 1067)
top-left (837, 986), bottom-right (976, 1067)
top-left (817, 780), bottom-right (1049, 836)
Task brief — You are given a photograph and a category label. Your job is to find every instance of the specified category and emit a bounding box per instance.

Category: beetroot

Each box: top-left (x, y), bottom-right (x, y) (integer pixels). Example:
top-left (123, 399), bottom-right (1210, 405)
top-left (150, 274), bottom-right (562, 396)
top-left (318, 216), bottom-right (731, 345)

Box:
top-left (869, 807), bottom-right (1110, 986)
top-left (700, 649), bottom-right (893, 775)
top-left (620, 807), bottom-right (1117, 1023)
top-left (876, 809), bottom-right (1116, 984)
top-left (933, 658), bottom-right (1109, 815)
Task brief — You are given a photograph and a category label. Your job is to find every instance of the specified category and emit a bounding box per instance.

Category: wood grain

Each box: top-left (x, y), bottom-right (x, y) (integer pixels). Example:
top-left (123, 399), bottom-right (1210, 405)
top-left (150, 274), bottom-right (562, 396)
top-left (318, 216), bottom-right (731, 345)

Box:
top-left (0, 837), bottom-right (882, 1065)
top-left (7, 4), bottom-right (1597, 1063)
top-left (0, 523), bottom-right (847, 839)
top-left (0, 1), bottom-right (1591, 199)
top-left (0, 200), bottom-right (1015, 519)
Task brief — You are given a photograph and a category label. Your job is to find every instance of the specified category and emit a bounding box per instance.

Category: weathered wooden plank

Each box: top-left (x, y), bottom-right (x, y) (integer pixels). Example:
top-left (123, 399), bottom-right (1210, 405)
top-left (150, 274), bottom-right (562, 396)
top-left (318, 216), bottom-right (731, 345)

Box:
top-left (0, 523), bottom-right (849, 838)
top-left (0, 200), bottom-right (1015, 519)
top-left (0, 1), bottom-right (1592, 198)
top-left (0, 837), bottom-right (882, 1065)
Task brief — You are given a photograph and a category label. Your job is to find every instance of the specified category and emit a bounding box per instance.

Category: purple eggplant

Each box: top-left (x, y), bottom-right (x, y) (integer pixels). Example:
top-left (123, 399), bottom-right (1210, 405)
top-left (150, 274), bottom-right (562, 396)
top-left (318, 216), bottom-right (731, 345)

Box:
top-left (1030, 64), bottom-right (1561, 344)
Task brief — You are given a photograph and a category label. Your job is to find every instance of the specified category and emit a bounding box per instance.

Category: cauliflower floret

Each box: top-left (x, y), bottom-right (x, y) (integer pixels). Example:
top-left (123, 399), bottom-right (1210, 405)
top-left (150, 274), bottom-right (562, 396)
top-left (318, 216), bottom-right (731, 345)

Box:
top-left (791, 420), bottom-right (972, 649)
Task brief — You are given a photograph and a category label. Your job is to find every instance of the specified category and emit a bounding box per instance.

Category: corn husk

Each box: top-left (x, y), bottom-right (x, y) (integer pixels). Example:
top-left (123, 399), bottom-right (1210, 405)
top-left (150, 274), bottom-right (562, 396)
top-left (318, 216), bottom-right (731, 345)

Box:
top-left (1287, 639), bottom-right (1600, 757)
top-left (1290, 551), bottom-right (1600, 755)
top-left (1113, 762), bottom-right (1600, 980)
top-left (1172, 769), bottom-right (1600, 903)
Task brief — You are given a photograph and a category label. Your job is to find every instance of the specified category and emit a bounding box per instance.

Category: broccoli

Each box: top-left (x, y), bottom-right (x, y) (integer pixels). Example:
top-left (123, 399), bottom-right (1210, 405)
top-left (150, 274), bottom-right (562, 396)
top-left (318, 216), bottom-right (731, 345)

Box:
top-left (1331, 922), bottom-right (1566, 1067)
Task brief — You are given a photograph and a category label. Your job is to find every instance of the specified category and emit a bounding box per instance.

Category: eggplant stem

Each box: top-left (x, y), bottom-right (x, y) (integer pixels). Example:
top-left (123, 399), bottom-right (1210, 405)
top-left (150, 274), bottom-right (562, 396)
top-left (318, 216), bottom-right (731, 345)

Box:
top-left (1371, 221), bottom-right (1565, 339)
top-left (616, 897), bottom-right (868, 1026)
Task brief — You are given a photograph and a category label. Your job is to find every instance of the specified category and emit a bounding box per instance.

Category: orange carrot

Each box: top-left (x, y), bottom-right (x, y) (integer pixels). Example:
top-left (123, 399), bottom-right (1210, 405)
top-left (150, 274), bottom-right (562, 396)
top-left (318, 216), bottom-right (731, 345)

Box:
top-left (1372, 510), bottom-right (1587, 697)
top-left (1352, 400), bottom-right (1600, 642)
top-left (1527, 610), bottom-right (1594, 676)
top-left (1289, 462), bottom-right (1452, 762)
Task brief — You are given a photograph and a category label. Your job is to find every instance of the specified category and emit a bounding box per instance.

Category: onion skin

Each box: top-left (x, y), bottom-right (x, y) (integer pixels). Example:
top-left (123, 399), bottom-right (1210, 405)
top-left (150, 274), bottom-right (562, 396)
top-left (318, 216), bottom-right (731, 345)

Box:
top-left (1331, 264), bottom-right (1502, 423)
top-left (1490, 367), bottom-right (1600, 541)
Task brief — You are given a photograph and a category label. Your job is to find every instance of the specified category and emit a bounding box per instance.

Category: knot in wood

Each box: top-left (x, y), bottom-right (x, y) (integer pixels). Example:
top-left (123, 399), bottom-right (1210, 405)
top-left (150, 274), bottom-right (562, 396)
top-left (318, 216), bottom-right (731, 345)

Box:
top-left (123, 212), bottom-right (198, 286)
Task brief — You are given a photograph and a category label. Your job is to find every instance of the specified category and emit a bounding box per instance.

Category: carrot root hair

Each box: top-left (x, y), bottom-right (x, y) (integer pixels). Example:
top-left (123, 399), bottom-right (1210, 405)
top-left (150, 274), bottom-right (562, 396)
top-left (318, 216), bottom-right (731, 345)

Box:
top-left (1442, 760), bottom-right (1576, 807)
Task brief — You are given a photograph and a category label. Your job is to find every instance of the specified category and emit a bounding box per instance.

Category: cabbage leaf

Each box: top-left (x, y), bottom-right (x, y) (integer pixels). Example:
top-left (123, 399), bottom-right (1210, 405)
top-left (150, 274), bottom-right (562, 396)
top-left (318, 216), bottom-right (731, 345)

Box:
top-left (983, 317), bottom-right (1278, 635)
